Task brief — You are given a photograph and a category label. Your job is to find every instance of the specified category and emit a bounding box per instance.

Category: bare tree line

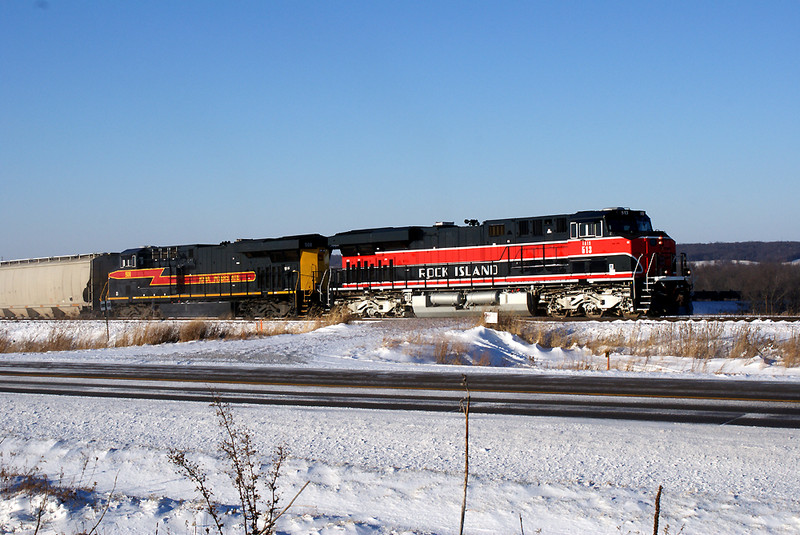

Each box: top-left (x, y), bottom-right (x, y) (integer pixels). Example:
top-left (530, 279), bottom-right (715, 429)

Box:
top-left (691, 262), bottom-right (800, 314)
top-left (680, 242), bottom-right (800, 263)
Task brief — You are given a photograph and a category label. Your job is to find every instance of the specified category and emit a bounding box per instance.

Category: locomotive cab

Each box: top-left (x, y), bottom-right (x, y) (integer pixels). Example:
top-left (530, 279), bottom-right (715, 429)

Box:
top-left (597, 208), bottom-right (692, 315)
top-left (569, 208), bottom-right (664, 240)
top-left (603, 209), bottom-right (655, 238)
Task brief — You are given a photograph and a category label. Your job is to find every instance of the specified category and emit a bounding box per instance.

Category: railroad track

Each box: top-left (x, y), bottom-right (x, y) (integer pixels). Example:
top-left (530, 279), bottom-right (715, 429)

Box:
top-left (514, 314), bottom-right (800, 323)
top-left (1, 362), bottom-right (799, 428)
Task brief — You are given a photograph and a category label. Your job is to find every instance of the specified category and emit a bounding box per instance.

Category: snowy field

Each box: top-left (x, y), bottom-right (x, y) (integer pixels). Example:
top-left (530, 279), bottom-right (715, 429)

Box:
top-left (1, 318), bottom-right (800, 534)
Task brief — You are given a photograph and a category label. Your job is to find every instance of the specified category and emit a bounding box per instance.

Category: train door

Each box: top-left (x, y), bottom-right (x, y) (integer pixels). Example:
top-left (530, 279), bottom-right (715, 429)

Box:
top-left (175, 266), bottom-right (185, 295)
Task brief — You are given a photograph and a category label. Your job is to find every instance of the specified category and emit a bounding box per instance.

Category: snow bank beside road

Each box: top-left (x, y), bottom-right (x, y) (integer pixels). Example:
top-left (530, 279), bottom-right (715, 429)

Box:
top-left (2, 317), bottom-right (798, 378)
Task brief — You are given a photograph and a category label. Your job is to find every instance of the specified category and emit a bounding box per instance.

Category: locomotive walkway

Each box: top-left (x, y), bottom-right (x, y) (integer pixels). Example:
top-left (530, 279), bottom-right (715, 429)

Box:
top-left (1, 362), bottom-right (799, 428)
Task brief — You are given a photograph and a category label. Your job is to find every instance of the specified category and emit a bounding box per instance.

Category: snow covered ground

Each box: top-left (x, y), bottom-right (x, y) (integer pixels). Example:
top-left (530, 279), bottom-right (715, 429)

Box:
top-left (1, 318), bottom-right (799, 534)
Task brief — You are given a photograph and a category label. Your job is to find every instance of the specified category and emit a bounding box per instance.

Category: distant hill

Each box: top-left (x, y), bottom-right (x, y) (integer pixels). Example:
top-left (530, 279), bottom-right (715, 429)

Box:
top-left (678, 242), bottom-right (800, 263)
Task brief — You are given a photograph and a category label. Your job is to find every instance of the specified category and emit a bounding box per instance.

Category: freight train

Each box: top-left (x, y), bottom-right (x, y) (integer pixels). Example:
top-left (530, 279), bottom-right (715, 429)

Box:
top-left (0, 208), bottom-right (692, 319)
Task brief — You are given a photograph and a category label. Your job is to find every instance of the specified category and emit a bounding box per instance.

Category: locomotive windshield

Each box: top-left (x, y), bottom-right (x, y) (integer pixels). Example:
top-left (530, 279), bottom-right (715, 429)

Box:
top-left (605, 213), bottom-right (653, 237)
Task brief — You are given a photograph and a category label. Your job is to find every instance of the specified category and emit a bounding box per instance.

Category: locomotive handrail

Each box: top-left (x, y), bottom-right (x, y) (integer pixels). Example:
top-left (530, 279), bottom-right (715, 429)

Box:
top-left (632, 254), bottom-right (644, 276)
top-left (646, 253), bottom-right (656, 277)
top-left (645, 253), bottom-right (657, 290)
top-left (318, 268), bottom-right (331, 303)
top-left (631, 254), bottom-right (644, 304)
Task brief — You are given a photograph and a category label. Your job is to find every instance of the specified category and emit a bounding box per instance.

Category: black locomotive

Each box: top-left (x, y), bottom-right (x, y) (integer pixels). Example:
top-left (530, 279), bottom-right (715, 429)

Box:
top-left (106, 235), bottom-right (329, 318)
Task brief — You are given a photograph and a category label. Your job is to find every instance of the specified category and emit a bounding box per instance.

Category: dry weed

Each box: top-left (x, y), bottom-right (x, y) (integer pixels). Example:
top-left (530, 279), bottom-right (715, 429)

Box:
top-left (729, 325), bottom-right (772, 360)
top-left (251, 321), bottom-right (290, 337)
top-left (323, 306), bottom-right (357, 325)
top-left (779, 332), bottom-right (800, 368)
top-left (255, 308), bottom-right (355, 337)
top-left (481, 315), bottom-right (576, 349)
top-left (43, 328), bottom-right (75, 351)
top-left (434, 339), bottom-right (471, 365)
top-left (483, 318), bottom-right (800, 370)
top-left (474, 351), bottom-right (493, 367)
top-left (381, 336), bottom-right (404, 350)
top-left (548, 328), bottom-right (576, 349)
top-left (114, 322), bottom-right (180, 347)
top-left (0, 332), bottom-right (11, 353)
top-left (0, 326), bottom-right (104, 354)
top-left (684, 323), bottom-right (725, 359)
top-left (0, 317), bottom-right (350, 354)
top-left (1, 448), bottom-right (108, 534)
top-left (394, 333), bottom-right (427, 357)
top-left (403, 333), bottom-right (425, 345)
top-left (568, 359), bottom-right (597, 371)
top-left (178, 319), bottom-right (215, 342)
top-left (169, 398), bottom-right (308, 535)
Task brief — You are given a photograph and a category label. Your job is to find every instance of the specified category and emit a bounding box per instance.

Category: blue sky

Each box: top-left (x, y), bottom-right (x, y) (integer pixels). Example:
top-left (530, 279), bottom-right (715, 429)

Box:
top-left (2, 1), bottom-right (798, 259)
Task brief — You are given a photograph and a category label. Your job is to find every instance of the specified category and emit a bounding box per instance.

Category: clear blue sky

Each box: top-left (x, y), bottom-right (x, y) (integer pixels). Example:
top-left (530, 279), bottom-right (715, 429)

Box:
top-left (2, 1), bottom-right (798, 260)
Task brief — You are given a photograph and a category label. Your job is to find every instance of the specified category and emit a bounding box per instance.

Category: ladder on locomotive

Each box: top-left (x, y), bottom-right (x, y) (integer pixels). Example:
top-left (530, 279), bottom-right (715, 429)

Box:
top-left (638, 283), bottom-right (653, 312)
top-left (299, 287), bottom-right (314, 315)
top-left (638, 253), bottom-right (659, 313)
top-left (296, 269), bottom-right (323, 316)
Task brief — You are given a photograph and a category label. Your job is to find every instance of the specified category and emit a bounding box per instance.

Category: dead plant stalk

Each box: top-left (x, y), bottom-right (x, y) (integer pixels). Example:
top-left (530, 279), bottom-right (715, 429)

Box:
top-left (459, 375), bottom-right (470, 535)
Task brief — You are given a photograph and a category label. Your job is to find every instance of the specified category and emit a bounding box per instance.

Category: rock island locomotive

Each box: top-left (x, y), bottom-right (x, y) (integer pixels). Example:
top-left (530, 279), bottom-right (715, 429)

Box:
top-left (328, 207), bottom-right (691, 318)
top-left (0, 208), bottom-right (691, 319)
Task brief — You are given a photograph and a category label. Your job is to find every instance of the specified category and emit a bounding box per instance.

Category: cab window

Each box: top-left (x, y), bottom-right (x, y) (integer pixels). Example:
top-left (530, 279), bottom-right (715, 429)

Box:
top-left (571, 221), bottom-right (602, 238)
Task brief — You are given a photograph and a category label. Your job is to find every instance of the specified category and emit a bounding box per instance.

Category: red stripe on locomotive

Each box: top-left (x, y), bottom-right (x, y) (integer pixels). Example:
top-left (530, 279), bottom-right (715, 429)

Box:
top-left (108, 268), bottom-right (257, 286)
top-left (341, 237), bottom-right (639, 267)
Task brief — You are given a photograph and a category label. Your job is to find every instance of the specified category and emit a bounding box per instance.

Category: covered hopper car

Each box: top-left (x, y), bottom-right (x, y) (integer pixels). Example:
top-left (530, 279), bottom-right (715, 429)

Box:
top-left (0, 254), bottom-right (119, 318)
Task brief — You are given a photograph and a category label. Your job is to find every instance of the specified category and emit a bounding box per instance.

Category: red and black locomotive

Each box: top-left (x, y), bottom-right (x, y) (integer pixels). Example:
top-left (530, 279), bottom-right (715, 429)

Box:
top-left (327, 208), bottom-right (692, 318)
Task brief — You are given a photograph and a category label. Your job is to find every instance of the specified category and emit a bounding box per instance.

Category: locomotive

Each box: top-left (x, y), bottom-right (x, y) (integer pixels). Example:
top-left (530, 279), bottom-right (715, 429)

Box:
top-left (106, 235), bottom-right (329, 318)
top-left (327, 207), bottom-right (692, 318)
top-left (0, 208), bottom-right (691, 319)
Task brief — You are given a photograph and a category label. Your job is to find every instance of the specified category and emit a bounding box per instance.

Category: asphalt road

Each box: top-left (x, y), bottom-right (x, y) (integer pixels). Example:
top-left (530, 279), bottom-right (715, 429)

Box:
top-left (1, 361), bottom-right (799, 428)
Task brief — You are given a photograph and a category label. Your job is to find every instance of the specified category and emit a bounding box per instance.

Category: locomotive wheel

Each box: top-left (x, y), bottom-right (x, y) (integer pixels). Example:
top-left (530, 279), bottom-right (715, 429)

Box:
top-left (115, 304), bottom-right (159, 319)
top-left (240, 300), bottom-right (292, 319)
top-left (583, 303), bottom-right (603, 319)
top-left (305, 304), bottom-right (324, 318)
top-left (546, 301), bottom-right (568, 319)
